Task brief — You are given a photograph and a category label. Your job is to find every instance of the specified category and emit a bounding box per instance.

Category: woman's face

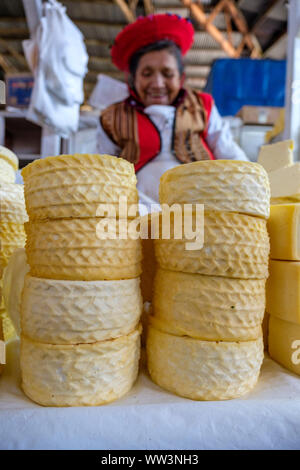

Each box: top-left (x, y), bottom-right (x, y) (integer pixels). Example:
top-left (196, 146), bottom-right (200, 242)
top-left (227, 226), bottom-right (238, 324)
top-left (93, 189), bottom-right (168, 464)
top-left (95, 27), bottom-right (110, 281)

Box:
top-left (133, 49), bottom-right (182, 106)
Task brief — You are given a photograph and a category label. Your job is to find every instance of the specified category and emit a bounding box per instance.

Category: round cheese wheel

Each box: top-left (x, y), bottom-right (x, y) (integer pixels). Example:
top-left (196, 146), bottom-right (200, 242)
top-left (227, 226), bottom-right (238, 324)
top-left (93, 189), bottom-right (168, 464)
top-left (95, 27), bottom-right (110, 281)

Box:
top-left (154, 210), bottom-right (270, 279)
top-left (21, 326), bottom-right (141, 406)
top-left (25, 218), bottom-right (142, 280)
top-left (153, 268), bottom-right (265, 341)
top-left (0, 183), bottom-right (28, 223)
top-left (21, 275), bottom-right (143, 343)
top-left (22, 154), bottom-right (139, 220)
top-left (0, 159), bottom-right (16, 183)
top-left (0, 222), bottom-right (26, 269)
top-left (159, 160), bottom-right (270, 219)
top-left (147, 324), bottom-right (264, 401)
top-left (0, 146), bottom-right (18, 171)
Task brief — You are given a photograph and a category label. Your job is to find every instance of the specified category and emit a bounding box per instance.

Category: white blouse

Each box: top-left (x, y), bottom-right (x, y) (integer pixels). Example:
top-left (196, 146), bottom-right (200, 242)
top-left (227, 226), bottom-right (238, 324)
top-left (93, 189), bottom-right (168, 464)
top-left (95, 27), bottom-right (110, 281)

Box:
top-left (97, 103), bottom-right (248, 206)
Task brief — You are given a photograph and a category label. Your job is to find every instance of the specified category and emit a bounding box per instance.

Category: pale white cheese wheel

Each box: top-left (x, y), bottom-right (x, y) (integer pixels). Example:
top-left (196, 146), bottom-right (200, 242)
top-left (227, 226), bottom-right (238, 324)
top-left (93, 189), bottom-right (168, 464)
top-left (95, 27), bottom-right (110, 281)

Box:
top-left (147, 324), bottom-right (264, 401)
top-left (22, 154), bottom-right (138, 220)
top-left (159, 160), bottom-right (270, 219)
top-left (153, 269), bottom-right (265, 341)
top-left (0, 159), bottom-right (16, 183)
top-left (0, 183), bottom-right (28, 223)
top-left (20, 326), bottom-right (141, 407)
top-left (21, 275), bottom-right (143, 344)
top-left (0, 146), bottom-right (18, 171)
top-left (155, 210), bottom-right (270, 279)
top-left (25, 218), bottom-right (142, 280)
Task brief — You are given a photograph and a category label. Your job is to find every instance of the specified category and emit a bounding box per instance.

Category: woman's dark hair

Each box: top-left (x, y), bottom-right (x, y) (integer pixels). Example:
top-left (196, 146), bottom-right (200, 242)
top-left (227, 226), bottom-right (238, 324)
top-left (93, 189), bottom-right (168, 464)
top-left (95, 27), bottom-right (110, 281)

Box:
top-left (128, 40), bottom-right (184, 83)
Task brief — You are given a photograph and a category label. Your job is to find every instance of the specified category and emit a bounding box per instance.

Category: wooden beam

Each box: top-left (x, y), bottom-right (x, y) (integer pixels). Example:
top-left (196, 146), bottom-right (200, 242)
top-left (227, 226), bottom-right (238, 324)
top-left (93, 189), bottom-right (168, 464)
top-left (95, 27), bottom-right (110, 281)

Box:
top-left (181, 0), bottom-right (237, 57)
top-left (143, 0), bottom-right (154, 15)
top-left (206, 0), bottom-right (227, 25)
top-left (0, 38), bottom-right (27, 70)
top-left (0, 54), bottom-right (18, 73)
top-left (113, 0), bottom-right (135, 23)
top-left (224, 9), bottom-right (233, 46)
top-left (250, 0), bottom-right (283, 33)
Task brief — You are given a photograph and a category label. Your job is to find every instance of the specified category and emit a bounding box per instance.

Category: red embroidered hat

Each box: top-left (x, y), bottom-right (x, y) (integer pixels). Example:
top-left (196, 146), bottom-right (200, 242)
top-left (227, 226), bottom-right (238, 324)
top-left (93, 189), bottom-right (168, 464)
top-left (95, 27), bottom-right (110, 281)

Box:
top-left (111, 13), bottom-right (194, 72)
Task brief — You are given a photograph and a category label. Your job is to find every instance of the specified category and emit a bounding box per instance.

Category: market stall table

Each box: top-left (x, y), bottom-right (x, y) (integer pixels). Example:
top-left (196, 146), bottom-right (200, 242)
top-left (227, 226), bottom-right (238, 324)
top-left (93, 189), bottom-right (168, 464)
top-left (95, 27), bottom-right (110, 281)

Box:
top-left (0, 340), bottom-right (300, 450)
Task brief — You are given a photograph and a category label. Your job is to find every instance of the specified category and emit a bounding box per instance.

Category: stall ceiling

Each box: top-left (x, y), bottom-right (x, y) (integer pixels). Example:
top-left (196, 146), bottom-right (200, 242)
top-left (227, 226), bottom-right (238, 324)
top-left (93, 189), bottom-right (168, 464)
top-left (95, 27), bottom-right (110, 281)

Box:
top-left (0, 0), bottom-right (288, 100)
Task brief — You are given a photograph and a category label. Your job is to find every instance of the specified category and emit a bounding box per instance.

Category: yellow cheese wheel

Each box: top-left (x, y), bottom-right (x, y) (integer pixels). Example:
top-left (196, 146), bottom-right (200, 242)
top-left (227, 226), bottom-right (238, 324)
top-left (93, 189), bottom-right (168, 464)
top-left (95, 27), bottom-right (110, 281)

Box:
top-left (155, 210), bottom-right (270, 279)
top-left (25, 218), bottom-right (142, 280)
top-left (20, 326), bottom-right (141, 406)
top-left (153, 268), bottom-right (265, 341)
top-left (147, 324), bottom-right (264, 401)
top-left (21, 275), bottom-right (143, 344)
top-left (0, 222), bottom-right (26, 269)
top-left (0, 308), bottom-right (17, 342)
top-left (159, 160), bottom-right (270, 219)
top-left (22, 154), bottom-right (139, 220)
top-left (0, 183), bottom-right (28, 223)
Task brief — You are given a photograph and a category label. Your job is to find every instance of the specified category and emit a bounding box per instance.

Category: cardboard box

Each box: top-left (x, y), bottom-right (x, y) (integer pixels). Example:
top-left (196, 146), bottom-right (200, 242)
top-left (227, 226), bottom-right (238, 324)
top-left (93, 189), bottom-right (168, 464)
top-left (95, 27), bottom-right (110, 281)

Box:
top-left (236, 105), bottom-right (283, 126)
top-left (5, 73), bottom-right (34, 108)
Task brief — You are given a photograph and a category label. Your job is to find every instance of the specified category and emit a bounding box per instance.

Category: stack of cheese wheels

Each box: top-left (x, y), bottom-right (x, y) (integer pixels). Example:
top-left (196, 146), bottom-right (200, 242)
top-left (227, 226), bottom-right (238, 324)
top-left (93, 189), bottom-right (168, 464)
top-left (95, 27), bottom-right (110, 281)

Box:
top-left (147, 160), bottom-right (270, 401)
top-left (266, 203), bottom-right (300, 376)
top-left (0, 147), bottom-right (26, 341)
top-left (21, 154), bottom-right (142, 406)
top-left (0, 178), bottom-right (27, 341)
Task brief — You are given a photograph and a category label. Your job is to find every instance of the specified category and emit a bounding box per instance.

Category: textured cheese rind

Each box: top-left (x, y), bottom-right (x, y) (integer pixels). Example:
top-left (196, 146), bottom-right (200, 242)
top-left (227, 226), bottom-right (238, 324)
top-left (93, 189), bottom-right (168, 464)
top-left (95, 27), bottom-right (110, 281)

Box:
top-left (0, 159), bottom-right (16, 183)
top-left (155, 211), bottom-right (270, 279)
top-left (153, 269), bottom-right (265, 341)
top-left (0, 146), bottom-right (18, 171)
top-left (0, 222), bottom-right (26, 269)
top-left (22, 154), bottom-right (138, 219)
top-left (25, 218), bottom-right (142, 280)
top-left (20, 327), bottom-right (141, 407)
top-left (268, 315), bottom-right (300, 376)
top-left (147, 325), bottom-right (264, 401)
top-left (21, 276), bottom-right (143, 344)
top-left (266, 260), bottom-right (300, 324)
top-left (0, 183), bottom-right (28, 223)
top-left (159, 160), bottom-right (270, 219)
top-left (267, 204), bottom-right (300, 260)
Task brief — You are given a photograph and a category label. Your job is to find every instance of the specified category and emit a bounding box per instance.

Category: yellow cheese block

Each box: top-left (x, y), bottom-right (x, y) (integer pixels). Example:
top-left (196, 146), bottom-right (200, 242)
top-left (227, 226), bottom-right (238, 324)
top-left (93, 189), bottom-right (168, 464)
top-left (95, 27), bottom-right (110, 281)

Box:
top-left (0, 159), bottom-right (16, 183)
top-left (155, 210), bottom-right (270, 279)
top-left (0, 183), bottom-right (28, 223)
top-left (25, 218), bottom-right (142, 281)
top-left (146, 323), bottom-right (264, 401)
top-left (268, 163), bottom-right (300, 199)
top-left (268, 204), bottom-right (300, 260)
top-left (20, 326), bottom-right (141, 406)
top-left (257, 140), bottom-right (294, 173)
top-left (159, 160), bottom-right (270, 219)
top-left (153, 268), bottom-right (265, 341)
top-left (266, 260), bottom-right (300, 324)
top-left (0, 222), bottom-right (26, 269)
top-left (268, 315), bottom-right (300, 376)
top-left (21, 275), bottom-right (142, 344)
top-left (22, 154), bottom-right (139, 220)
top-left (0, 146), bottom-right (18, 171)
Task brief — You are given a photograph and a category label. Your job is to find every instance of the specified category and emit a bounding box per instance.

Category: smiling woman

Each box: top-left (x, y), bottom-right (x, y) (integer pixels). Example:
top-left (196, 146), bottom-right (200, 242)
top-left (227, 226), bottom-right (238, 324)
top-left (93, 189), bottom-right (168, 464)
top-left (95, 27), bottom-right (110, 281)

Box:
top-left (97, 14), bottom-right (248, 204)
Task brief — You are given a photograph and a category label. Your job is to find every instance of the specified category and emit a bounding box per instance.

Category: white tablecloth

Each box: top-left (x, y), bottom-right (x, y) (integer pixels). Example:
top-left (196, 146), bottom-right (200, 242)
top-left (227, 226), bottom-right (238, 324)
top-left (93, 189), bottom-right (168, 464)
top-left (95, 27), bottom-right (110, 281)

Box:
top-left (1, 340), bottom-right (300, 450)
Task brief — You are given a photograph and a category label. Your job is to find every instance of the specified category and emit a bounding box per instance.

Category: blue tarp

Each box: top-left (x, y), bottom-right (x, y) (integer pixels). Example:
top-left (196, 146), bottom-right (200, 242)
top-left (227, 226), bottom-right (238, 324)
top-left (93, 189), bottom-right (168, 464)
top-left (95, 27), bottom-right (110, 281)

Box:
top-left (204, 58), bottom-right (286, 116)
